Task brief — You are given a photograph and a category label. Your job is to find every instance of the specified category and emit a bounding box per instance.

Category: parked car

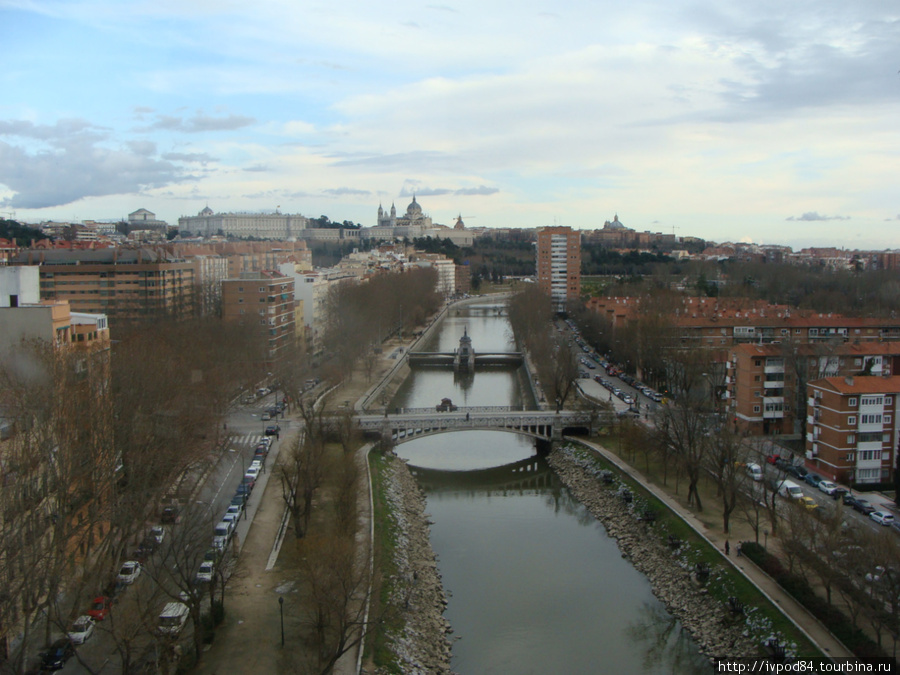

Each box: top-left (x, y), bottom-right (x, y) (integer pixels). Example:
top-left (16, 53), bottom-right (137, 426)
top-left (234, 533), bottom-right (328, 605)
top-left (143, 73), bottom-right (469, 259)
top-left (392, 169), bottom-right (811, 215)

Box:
top-left (149, 526), bottom-right (166, 545)
top-left (872, 511), bottom-right (895, 526)
top-left (818, 481), bottom-right (841, 496)
top-left (265, 424), bottom-right (281, 436)
top-left (261, 411), bottom-right (271, 421)
top-left (245, 466), bottom-right (260, 480)
top-left (803, 473), bottom-right (823, 488)
top-left (40, 638), bottom-right (75, 671)
top-left (67, 616), bottom-right (95, 645)
top-left (844, 494), bottom-right (876, 514)
top-left (830, 487), bottom-right (849, 500)
top-left (798, 496), bottom-right (819, 511)
top-left (117, 560), bottom-right (142, 585)
top-left (160, 505), bottom-right (181, 524)
top-left (766, 454), bottom-right (781, 465)
top-left (195, 561), bottom-right (215, 585)
top-left (784, 464), bottom-right (808, 480)
top-left (87, 596), bottom-right (113, 621)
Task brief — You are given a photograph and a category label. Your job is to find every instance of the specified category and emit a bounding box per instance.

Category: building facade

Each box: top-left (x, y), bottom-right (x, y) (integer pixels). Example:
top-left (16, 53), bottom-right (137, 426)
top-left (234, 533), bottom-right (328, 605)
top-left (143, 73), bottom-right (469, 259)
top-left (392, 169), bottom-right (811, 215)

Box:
top-left (806, 376), bottom-right (899, 485)
top-left (536, 226), bottom-right (581, 312)
top-left (221, 272), bottom-right (296, 366)
top-left (179, 207), bottom-right (309, 239)
top-left (726, 342), bottom-right (900, 436)
top-left (12, 249), bottom-right (197, 322)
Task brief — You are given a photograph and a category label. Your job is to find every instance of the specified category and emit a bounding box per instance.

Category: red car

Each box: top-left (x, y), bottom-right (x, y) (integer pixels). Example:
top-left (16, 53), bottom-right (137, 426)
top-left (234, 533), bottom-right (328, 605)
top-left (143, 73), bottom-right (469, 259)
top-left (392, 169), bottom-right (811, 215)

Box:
top-left (87, 596), bottom-right (113, 621)
top-left (765, 454), bottom-right (781, 465)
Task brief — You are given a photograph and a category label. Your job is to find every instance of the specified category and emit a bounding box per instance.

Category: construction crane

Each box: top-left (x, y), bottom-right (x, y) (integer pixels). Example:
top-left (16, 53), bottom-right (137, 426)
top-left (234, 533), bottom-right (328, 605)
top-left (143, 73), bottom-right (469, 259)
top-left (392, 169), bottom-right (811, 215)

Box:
top-left (454, 214), bottom-right (476, 228)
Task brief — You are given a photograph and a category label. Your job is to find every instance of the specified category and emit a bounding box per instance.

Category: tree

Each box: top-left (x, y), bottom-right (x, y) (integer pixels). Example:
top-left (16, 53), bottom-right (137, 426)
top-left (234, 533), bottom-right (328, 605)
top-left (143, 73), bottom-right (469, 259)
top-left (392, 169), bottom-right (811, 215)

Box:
top-left (704, 428), bottom-right (746, 533)
top-left (655, 350), bottom-right (711, 510)
top-left (279, 398), bottom-right (328, 539)
top-left (293, 534), bottom-right (371, 675)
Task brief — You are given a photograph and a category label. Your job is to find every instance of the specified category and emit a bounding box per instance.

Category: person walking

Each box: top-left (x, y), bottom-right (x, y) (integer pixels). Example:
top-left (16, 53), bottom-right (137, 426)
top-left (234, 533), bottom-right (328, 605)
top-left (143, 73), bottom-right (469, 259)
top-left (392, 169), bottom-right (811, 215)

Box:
top-left (725, 540), bottom-right (730, 556)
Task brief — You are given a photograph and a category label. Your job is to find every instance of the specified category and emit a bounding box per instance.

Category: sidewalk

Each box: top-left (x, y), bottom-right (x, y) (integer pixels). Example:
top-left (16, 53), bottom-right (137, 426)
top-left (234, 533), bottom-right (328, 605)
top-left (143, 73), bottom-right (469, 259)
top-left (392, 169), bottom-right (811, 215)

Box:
top-left (576, 437), bottom-right (855, 659)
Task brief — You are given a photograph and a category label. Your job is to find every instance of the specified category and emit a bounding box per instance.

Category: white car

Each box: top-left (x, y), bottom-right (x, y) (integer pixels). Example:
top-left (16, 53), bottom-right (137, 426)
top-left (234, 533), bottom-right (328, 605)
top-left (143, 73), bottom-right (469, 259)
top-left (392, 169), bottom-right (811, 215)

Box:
top-left (818, 481), bottom-right (840, 495)
top-left (117, 561), bottom-right (142, 585)
top-left (245, 466), bottom-right (260, 480)
top-left (225, 503), bottom-right (242, 519)
top-left (67, 615), bottom-right (95, 644)
top-left (195, 561), bottom-right (215, 585)
top-left (149, 526), bottom-right (166, 545)
top-left (871, 511), bottom-right (895, 526)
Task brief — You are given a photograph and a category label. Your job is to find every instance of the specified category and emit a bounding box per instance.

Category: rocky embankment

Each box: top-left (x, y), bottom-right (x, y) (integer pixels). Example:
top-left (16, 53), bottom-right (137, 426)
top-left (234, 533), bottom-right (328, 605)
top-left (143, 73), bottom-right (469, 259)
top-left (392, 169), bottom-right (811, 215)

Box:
top-left (548, 446), bottom-right (762, 660)
top-left (375, 455), bottom-right (453, 675)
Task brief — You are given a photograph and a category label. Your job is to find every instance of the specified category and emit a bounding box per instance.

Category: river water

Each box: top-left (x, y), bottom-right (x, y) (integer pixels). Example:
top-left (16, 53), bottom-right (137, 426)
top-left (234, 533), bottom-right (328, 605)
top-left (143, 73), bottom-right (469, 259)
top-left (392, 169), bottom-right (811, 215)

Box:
top-left (392, 302), bottom-right (711, 674)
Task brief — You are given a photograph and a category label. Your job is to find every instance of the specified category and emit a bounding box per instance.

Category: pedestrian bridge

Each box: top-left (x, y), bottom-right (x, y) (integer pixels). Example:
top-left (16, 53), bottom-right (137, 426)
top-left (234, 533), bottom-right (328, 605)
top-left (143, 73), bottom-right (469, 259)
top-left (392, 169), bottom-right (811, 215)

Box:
top-left (355, 407), bottom-right (613, 445)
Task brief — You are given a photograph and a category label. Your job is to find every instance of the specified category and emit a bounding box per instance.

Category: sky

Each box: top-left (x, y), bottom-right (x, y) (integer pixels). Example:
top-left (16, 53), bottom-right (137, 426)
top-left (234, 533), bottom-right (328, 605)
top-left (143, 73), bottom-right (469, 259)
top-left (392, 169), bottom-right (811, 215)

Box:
top-left (1, 0), bottom-right (898, 249)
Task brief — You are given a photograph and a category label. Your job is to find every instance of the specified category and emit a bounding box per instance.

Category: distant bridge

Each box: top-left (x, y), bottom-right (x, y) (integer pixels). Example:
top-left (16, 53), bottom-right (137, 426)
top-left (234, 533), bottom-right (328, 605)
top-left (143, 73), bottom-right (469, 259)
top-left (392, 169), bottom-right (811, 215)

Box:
top-left (407, 352), bottom-right (524, 367)
top-left (355, 407), bottom-right (613, 445)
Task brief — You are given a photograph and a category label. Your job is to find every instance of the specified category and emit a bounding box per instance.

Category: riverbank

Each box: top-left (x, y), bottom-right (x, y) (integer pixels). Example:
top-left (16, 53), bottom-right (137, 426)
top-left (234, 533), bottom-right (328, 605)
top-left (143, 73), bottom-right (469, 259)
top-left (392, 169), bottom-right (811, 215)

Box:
top-left (547, 445), bottom-right (764, 661)
top-left (370, 453), bottom-right (452, 674)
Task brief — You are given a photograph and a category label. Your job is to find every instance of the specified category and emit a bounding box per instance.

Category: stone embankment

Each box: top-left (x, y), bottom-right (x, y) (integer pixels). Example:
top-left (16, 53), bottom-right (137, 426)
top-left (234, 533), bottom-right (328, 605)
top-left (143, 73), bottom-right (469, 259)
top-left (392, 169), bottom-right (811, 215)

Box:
top-left (548, 447), bottom-right (762, 661)
top-left (375, 455), bottom-right (453, 675)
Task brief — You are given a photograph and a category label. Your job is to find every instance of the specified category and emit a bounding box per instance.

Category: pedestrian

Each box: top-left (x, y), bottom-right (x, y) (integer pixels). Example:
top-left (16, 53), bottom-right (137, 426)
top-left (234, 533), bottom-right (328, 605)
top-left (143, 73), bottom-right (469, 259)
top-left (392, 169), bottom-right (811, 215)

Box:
top-left (466, 412), bottom-right (470, 421)
top-left (725, 540), bottom-right (730, 556)
top-left (736, 543), bottom-right (742, 557)
top-left (276, 431), bottom-right (280, 440)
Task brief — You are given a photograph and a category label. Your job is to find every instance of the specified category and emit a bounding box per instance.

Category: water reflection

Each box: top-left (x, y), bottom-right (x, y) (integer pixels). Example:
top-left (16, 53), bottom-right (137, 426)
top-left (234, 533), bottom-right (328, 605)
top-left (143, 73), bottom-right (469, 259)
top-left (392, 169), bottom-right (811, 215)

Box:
top-left (627, 603), bottom-right (714, 674)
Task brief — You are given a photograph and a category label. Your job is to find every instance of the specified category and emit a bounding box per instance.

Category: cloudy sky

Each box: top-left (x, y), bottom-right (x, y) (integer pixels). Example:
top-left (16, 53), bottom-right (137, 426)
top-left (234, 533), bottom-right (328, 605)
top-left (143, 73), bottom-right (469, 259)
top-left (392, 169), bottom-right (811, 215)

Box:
top-left (1, 0), bottom-right (898, 248)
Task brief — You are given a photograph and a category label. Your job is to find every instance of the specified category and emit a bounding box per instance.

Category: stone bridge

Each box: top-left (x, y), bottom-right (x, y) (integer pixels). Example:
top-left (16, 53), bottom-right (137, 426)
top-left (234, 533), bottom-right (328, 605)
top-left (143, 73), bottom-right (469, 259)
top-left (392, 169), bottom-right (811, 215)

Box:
top-left (355, 406), bottom-right (614, 445)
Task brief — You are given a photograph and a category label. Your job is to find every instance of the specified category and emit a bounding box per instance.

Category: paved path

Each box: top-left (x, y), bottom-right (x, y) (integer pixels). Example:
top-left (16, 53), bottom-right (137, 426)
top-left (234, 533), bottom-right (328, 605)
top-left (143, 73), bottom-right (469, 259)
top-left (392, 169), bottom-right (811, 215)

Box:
top-left (574, 437), bottom-right (854, 659)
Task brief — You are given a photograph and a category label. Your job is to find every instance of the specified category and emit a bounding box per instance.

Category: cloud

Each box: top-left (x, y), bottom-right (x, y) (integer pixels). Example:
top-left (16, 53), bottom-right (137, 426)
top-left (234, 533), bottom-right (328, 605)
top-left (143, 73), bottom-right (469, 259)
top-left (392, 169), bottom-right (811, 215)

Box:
top-left (140, 113), bottom-right (255, 133)
top-left (0, 139), bottom-right (186, 209)
top-left (398, 184), bottom-right (498, 197)
top-left (162, 151), bottom-right (218, 163)
top-left (0, 117), bottom-right (192, 209)
top-left (454, 185), bottom-right (499, 196)
top-left (786, 211), bottom-right (851, 221)
top-left (128, 140), bottom-right (157, 156)
top-left (242, 164), bottom-right (270, 172)
top-left (324, 187), bottom-right (372, 196)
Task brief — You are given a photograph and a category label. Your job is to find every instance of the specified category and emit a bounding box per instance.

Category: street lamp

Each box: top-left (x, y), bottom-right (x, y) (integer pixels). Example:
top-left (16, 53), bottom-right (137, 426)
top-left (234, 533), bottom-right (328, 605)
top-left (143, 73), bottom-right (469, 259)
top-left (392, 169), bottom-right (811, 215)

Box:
top-left (763, 529), bottom-right (769, 550)
top-left (278, 596), bottom-right (284, 647)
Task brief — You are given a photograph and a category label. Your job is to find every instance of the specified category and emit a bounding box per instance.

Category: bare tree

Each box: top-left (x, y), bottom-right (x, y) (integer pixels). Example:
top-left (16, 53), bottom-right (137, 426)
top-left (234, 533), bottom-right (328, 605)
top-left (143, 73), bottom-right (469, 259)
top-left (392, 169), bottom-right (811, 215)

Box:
top-left (703, 428), bottom-right (747, 533)
top-left (295, 534), bottom-right (371, 675)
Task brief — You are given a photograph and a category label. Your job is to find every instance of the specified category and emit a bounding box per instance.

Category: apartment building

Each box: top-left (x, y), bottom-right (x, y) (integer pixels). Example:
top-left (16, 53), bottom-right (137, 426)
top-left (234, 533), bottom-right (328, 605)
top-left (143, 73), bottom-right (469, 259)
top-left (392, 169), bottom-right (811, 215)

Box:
top-left (221, 272), bottom-right (296, 366)
top-left (726, 342), bottom-right (900, 436)
top-left (806, 376), bottom-right (899, 485)
top-left (11, 248), bottom-right (197, 322)
top-left (536, 226), bottom-right (581, 312)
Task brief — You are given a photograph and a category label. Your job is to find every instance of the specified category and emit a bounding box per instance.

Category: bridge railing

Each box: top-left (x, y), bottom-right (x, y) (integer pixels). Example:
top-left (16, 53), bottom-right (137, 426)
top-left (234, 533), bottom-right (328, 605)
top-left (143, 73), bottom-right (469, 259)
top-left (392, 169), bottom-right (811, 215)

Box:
top-left (398, 405), bottom-right (527, 415)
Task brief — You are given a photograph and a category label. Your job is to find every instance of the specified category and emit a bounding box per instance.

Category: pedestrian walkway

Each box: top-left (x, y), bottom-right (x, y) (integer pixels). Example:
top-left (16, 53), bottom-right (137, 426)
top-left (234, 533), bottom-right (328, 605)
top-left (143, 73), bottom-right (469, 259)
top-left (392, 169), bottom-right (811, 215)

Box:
top-left (575, 437), bottom-right (855, 660)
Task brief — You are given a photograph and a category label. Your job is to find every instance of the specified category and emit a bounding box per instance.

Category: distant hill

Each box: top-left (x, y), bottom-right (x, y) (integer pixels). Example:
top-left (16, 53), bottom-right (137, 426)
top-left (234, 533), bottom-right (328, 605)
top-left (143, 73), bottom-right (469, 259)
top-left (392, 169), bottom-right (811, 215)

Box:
top-left (0, 219), bottom-right (48, 246)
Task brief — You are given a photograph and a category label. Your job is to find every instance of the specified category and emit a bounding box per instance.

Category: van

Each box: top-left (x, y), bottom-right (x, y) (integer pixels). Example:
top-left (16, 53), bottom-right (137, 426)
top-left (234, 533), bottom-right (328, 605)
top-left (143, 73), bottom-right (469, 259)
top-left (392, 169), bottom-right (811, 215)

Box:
top-left (157, 602), bottom-right (189, 636)
top-left (746, 463), bottom-right (763, 482)
top-left (778, 480), bottom-right (804, 500)
top-left (214, 520), bottom-right (233, 540)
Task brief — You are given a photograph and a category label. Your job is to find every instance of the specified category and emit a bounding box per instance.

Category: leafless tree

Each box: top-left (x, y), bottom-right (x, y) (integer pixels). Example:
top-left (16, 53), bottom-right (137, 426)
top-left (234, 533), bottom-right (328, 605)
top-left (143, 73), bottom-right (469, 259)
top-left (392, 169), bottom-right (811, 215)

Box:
top-left (703, 428), bottom-right (747, 533)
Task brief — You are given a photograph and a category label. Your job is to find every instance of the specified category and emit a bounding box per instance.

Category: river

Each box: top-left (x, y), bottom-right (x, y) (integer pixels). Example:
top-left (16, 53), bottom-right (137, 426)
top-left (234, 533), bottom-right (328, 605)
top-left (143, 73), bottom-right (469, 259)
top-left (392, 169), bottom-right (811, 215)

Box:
top-left (391, 301), bottom-right (712, 674)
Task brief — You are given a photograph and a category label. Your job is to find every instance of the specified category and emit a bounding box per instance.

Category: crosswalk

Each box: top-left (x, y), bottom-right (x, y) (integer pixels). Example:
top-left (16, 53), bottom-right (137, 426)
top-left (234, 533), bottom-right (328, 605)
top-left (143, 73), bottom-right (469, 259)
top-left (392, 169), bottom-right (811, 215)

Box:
top-left (230, 433), bottom-right (266, 448)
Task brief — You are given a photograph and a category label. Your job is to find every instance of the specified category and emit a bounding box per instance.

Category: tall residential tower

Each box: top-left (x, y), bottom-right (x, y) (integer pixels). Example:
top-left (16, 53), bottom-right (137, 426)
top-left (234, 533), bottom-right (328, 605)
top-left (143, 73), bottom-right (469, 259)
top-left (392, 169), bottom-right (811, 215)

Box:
top-left (536, 226), bottom-right (581, 312)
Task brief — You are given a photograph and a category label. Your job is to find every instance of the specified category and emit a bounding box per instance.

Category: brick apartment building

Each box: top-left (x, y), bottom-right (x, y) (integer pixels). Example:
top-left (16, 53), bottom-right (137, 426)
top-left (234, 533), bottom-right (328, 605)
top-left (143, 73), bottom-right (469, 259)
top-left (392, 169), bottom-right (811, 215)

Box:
top-left (536, 226), bottom-right (581, 312)
top-left (726, 342), bottom-right (900, 435)
top-left (806, 376), bottom-right (899, 485)
top-left (221, 271), bottom-right (296, 366)
top-left (12, 248), bottom-right (197, 321)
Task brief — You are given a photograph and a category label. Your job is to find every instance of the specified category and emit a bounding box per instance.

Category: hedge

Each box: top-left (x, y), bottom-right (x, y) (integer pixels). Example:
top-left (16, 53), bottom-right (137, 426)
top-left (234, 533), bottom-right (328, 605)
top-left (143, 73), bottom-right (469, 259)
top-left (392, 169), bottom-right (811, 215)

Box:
top-left (740, 542), bottom-right (894, 662)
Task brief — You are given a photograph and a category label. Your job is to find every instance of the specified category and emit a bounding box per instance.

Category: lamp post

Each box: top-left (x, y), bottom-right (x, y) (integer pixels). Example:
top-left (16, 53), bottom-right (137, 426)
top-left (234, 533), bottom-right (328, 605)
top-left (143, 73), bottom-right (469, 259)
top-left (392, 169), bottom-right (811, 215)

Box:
top-left (763, 529), bottom-right (769, 550)
top-left (278, 596), bottom-right (284, 647)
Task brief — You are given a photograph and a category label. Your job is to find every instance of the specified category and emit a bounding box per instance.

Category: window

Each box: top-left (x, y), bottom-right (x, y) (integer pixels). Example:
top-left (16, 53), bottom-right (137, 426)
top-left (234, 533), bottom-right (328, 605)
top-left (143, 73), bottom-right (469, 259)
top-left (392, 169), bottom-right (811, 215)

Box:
top-left (754, 360), bottom-right (761, 367)
top-left (887, 397), bottom-right (893, 405)
top-left (754, 375), bottom-right (761, 382)
top-left (753, 406), bottom-right (760, 413)
top-left (848, 416), bottom-right (857, 425)
top-left (238, 286), bottom-right (244, 292)
top-left (754, 391), bottom-right (762, 398)
top-left (861, 396), bottom-right (884, 406)
top-left (847, 453), bottom-right (855, 462)
top-left (238, 298), bottom-right (244, 303)
top-left (259, 287), bottom-right (265, 292)
top-left (781, 329), bottom-right (788, 336)
top-left (848, 434), bottom-right (855, 444)
top-left (861, 414), bottom-right (882, 424)
top-left (809, 328), bottom-right (818, 336)
top-left (849, 398), bottom-right (857, 407)
top-left (885, 415), bottom-right (892, 424)
top-left (854, 358), bottom-right (862, 366)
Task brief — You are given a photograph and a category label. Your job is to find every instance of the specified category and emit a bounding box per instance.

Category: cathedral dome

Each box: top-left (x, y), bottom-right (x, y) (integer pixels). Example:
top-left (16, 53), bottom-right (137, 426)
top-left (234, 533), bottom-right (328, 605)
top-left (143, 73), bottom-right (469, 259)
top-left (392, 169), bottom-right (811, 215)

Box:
top-left (406, 196), bottom-right (422, 216)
